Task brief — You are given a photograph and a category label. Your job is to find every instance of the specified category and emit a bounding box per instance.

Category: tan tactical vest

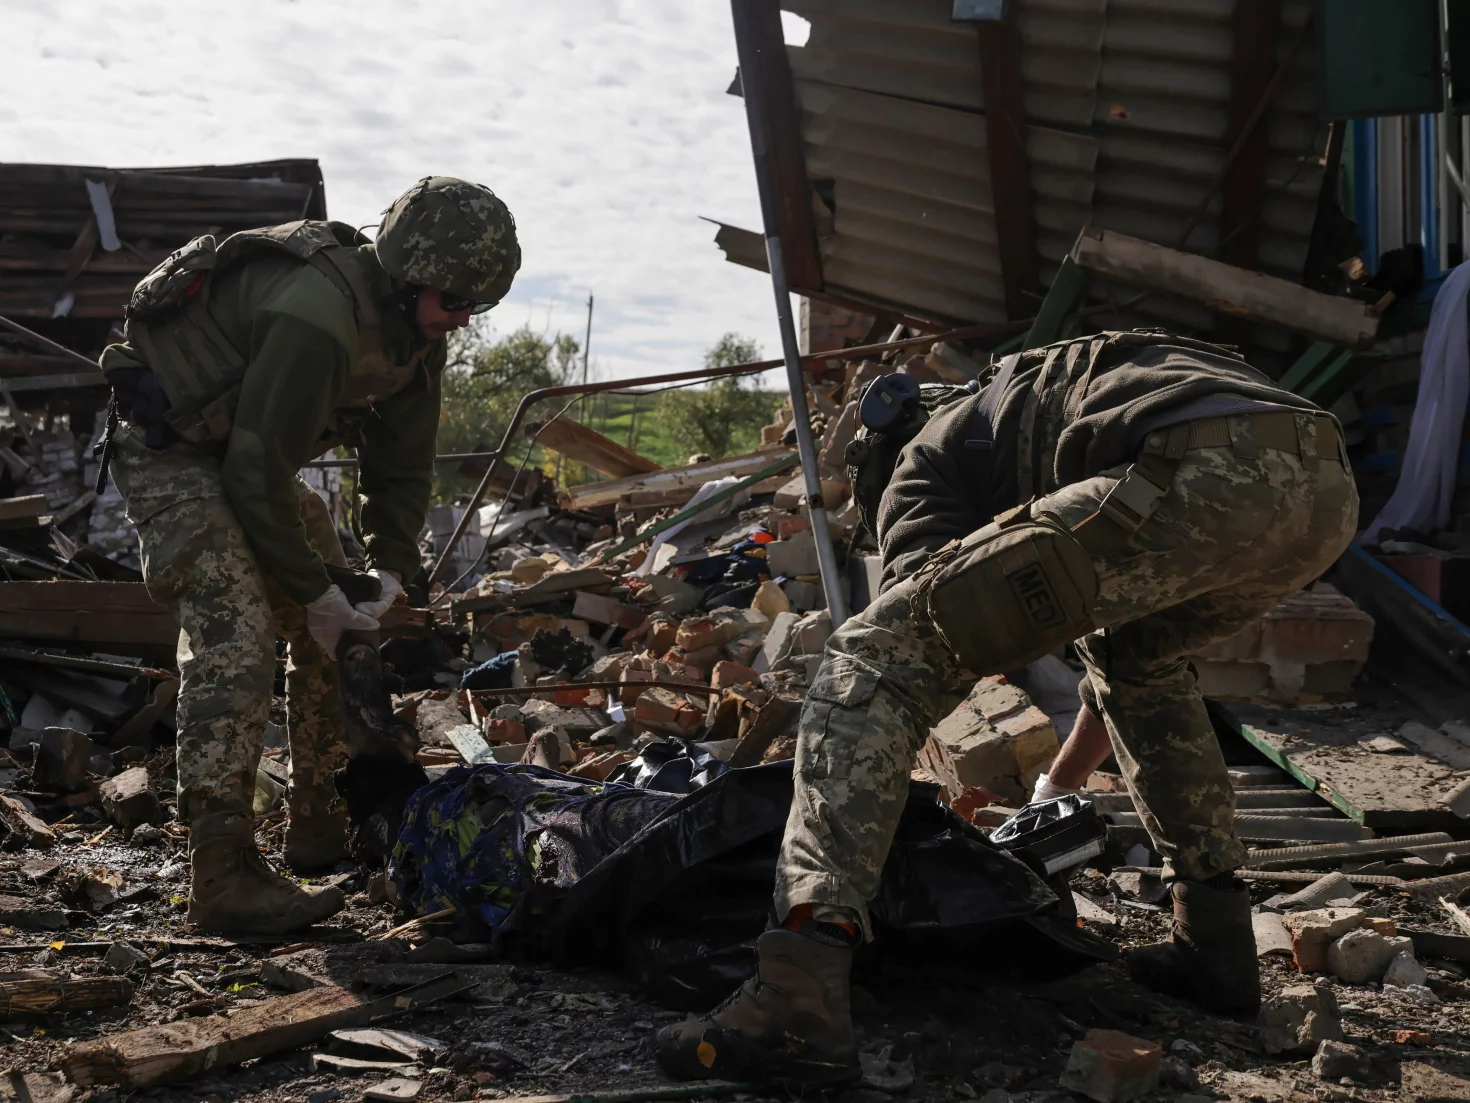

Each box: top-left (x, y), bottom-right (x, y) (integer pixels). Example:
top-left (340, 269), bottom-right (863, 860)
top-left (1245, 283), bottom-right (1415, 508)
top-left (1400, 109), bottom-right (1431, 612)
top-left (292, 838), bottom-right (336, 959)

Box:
top-left (121, 220), bottom-right (433, 448)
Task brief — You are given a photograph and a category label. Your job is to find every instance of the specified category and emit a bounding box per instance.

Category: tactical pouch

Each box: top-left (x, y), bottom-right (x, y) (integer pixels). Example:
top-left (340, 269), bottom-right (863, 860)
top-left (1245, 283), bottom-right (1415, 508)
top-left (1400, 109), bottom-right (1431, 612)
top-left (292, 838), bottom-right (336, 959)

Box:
top-left (916, 519), bottom-right (1098, 676)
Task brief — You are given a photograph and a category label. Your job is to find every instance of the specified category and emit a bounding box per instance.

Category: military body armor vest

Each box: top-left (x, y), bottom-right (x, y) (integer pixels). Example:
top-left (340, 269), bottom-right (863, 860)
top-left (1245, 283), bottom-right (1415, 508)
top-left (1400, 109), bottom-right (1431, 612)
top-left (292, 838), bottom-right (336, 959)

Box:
top-left (843, 330), bottom-right (1251, 537)
top-left (119, 220), bottom-right (432, 448)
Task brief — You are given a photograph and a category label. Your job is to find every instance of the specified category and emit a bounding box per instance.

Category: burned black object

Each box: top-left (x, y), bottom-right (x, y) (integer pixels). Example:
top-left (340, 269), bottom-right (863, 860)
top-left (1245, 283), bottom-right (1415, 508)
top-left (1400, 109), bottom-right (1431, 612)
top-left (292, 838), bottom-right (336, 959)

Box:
top-left (990, 795), bottom-right (1107, 878)
top-left (553, 763), bottom-right (1110, 1009)
top-left (328, 564), bottom-right (427, 865)
top-left (604, 739), bottom-right (728, 793)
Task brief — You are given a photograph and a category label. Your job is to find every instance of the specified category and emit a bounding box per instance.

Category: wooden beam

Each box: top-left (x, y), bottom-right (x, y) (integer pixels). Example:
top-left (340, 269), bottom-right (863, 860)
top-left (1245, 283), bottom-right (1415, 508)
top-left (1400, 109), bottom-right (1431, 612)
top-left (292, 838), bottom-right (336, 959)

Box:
top-left (559, 449), bottom-right (796, 511)
top-left (61, 975), bottom-right (470, 1088)
top-left (0, 581), bottom-right (178, 652)
top-left (731, 0), bottom-right (824, 293)
top-left (1069, 226), bottom-right (1381, 348)
top-left (974, 4), bottom-right (1040, 319)
top-left (527, 416), bottom-right (660, 478)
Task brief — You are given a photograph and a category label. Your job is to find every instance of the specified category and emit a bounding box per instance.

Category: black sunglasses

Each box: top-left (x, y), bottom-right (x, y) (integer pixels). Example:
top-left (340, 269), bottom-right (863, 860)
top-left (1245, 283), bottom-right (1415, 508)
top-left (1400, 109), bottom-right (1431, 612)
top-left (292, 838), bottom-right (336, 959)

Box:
top-left (438, 289), bottom-right (494, 315)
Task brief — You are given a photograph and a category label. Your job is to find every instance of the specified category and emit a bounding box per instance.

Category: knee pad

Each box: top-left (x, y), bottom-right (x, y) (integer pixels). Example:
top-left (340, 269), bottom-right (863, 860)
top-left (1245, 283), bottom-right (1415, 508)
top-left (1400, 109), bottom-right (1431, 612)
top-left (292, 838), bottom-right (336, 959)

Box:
top-left (914, 519), bottom-right (1099, 676)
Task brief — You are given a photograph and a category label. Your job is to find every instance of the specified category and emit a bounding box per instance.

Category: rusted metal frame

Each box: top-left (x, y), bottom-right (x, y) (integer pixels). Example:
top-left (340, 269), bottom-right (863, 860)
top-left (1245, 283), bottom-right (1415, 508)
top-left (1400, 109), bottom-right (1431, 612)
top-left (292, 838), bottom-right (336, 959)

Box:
top-left (974, 4), bottom-right (1040, 320)
top-left (425, 318), bottom-right (1026, 587)
top-left (731, 0), bottom-right (824, 294)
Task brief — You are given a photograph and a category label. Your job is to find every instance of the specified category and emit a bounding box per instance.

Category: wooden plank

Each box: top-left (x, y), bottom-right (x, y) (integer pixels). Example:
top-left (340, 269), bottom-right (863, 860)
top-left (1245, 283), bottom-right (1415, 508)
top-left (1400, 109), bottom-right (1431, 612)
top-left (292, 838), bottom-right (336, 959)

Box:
top-left (0, 494), bottom-right (47, 521)
top-left (1069, 226), bottom-right (1381, 349)
top-left (0, 581), bottom-right (178, 651)
top-left (528, 416), bottom-right (660, 478)
top-left (974, 6), bottom-right (1039, 319)
top-left (731, 0), bottom-right (823, 293)
top-left (1220, 701), bottom-right (1468, 835)
top-left (561, 450), bottom-right (795, 511)
top-left (61, 974), bottom-right (470, 1088)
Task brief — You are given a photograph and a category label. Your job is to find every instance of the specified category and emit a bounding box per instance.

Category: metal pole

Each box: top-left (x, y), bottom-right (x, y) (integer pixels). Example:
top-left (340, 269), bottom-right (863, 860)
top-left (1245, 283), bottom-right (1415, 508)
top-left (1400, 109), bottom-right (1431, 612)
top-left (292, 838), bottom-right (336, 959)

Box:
top-left (732, 0), bottom-right (848, 626)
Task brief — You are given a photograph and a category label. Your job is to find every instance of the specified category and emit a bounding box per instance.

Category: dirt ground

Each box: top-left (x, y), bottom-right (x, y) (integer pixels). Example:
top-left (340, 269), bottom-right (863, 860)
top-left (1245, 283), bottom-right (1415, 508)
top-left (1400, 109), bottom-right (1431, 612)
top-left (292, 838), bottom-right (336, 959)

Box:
top-left (3, 813), bottom-right (1468, 1103)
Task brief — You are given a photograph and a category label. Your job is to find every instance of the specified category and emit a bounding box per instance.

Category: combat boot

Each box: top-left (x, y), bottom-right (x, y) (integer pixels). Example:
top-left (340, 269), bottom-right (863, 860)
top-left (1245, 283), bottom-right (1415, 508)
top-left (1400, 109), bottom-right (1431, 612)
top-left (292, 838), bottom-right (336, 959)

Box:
top-left (656, 928), bottom-right (859, 1086)
top-left (284, 792), bottom-right (349, 873)
top-left (187, 810), bottom-right (345, 934)
top-left (1126, 875), bottom-right (1261, 1015)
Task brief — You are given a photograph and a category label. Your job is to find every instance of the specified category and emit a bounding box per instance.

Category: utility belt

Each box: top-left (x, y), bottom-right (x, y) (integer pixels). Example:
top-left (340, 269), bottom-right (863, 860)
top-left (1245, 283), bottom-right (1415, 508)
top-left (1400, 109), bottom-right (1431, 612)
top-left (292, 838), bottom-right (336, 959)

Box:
top-left (1080, 409), bottom-right (1345, 548)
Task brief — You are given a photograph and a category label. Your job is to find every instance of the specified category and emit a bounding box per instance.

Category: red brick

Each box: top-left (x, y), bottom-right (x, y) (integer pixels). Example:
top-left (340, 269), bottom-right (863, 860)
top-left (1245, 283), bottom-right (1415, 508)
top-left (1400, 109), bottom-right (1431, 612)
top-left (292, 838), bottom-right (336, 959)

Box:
top-left (1388, 1029), bottom-right (1431, 1045)
top-left (682, 645), bottom-right (723, 676)
top-left (776, 515), bottom-right (811, 539)
top-left (635, 688), bottom-right (702, 733)
top-left (675, 617), bottom-right (741, 651)
top-left (1363, 916), bottom-right (1396, 937)
top-left (711, 661), bottom-right (759, 690)
top-left (619, 667), bottom-right (654, 706)
top-left (648, 620), bottom-right (678, 654)
top-left (1059, 1029), bottom-right (1162, 1103)
top-left (483, 718), bottom-right (526, 744)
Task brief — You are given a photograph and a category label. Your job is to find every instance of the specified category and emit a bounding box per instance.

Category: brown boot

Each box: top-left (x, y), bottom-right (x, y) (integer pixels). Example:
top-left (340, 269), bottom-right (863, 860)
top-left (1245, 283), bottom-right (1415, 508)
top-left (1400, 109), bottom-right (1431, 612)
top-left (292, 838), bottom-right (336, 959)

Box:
top-left (1126, 876), bottom-right (1261, 1015)
top-left (284, 796), bottom-right (349, 874)
top-left (187, 811), bottom-right (345, 934)
top-left (656, 929), bottom-right (859, 1086)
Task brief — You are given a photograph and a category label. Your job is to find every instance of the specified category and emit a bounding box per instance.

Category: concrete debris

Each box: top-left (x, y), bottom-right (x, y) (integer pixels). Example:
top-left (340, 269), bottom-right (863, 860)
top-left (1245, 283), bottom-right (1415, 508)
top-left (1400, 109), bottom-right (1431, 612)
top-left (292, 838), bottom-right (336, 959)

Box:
top-left (1311, 1039), bottom-right (1373, 1082)
top-left (1258, 983), bottom-right (1342, 1054)
top-left (1325, 927), bottom-right (1413, 985)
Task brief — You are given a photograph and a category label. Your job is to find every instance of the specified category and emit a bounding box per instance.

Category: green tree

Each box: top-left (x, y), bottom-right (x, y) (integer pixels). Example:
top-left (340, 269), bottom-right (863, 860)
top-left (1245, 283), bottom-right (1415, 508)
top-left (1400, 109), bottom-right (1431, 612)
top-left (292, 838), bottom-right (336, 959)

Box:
top-left (657, 333), bottom-right (781, 460)
top-left (436, 324), bottom-right (581, 499)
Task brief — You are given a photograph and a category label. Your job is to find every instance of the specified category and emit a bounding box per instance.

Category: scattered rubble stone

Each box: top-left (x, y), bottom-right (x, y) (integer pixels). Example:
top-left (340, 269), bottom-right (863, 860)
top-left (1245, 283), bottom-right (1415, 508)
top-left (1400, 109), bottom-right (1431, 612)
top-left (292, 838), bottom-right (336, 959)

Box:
top-left (1058, 1028), bottom-right (1161, 1103)
top-left (99, 765), bottom-right (163, 829)
top-left (1326, 927), bottom-right (1412, 984)
top-left (1259, 983), bottom-right (1342, 1055)
top-left (1283, 906), bottom-right (1365, 972)
top-left (103, 940), bottom-right (150, 974)
top-left (1311, 1039), bottom-right (1373, 1082)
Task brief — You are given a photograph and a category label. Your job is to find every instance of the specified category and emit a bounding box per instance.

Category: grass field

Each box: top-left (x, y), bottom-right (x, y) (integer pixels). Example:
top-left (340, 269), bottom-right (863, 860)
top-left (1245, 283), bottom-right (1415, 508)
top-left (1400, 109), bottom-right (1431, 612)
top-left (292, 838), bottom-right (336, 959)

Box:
top-left (562, 387), bottom-right (785, 472)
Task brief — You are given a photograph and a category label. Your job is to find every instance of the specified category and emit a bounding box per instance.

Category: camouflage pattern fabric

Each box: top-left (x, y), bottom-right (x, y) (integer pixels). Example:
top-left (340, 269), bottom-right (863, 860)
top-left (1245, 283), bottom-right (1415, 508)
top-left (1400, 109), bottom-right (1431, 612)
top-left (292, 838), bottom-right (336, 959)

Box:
top-left (776, 414), bottom-right (1358, 938)
top-left (376, 176), bottom-right (520, 306)
top-left (110, 423), bottom-right (350, 822)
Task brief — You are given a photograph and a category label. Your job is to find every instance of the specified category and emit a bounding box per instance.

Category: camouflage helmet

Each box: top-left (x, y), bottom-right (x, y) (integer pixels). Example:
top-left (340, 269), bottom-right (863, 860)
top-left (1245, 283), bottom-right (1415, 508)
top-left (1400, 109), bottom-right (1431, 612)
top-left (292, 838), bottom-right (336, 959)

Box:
top-left (376, 176), bottom-right (520, 308)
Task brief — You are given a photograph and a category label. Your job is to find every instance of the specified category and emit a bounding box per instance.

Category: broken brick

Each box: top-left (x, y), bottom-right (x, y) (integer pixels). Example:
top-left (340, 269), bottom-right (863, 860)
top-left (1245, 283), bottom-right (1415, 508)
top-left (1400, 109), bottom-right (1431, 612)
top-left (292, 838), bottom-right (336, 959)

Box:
top-left (1388, 1029), bottom-right (1431, 1045)
top-left (482, 719), bottom-right (526, 745)
top-left (1059, 1029), bottom-right (1161, 1103)
top-left (711, 661), bottom-right (759, 690)
top-left (634, 687), bottom-right (703, 734)
top-left (1283, 907), bottom-right (1366, 973)
top-left (674, 616), bottom-right (742, 652)
top-left (776, 515), bottom-right (810, 539)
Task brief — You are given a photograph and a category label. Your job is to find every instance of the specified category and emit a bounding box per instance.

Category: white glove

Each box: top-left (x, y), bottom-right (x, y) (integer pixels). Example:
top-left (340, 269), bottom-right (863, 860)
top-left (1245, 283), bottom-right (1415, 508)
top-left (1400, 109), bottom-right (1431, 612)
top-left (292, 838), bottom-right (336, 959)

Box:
top-left (1030, 772), bottom-right (1086, 804)
top-left (352, 569), bottom-right (404, 620)
top-left (306, 584), bottom-right (380, 653)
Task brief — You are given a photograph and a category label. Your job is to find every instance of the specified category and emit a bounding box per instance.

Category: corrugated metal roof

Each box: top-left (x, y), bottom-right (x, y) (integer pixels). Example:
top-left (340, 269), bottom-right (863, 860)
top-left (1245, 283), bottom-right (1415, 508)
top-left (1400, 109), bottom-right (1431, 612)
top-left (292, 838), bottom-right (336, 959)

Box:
top-left (741, 0), bottom-right (1328, 335)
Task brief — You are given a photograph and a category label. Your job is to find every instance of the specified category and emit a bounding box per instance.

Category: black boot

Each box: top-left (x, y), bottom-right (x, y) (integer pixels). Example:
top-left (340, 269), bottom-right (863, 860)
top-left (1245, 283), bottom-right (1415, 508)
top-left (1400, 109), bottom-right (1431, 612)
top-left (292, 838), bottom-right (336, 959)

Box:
top-left (1126, 876), bottom-right (1261, 1015)
top-left (656, 929), bottom-right (859, 1086)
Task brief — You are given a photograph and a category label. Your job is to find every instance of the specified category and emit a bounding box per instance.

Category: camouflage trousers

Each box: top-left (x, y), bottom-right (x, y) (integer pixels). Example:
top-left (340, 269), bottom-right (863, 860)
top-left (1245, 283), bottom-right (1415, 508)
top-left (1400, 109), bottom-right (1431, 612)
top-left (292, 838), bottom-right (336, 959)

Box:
top-left (776, 413), bottom-right (1359, 938)
top-left (110, 424), bottom-right (350, 822)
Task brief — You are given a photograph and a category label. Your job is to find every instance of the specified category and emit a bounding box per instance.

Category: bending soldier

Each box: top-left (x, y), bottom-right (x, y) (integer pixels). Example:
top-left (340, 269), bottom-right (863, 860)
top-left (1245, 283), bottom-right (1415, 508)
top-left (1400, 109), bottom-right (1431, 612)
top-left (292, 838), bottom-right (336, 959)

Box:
top-left (659, 330), bottom-right (1358, 1085)
top-left (99, 177), bottom-right (519, 933)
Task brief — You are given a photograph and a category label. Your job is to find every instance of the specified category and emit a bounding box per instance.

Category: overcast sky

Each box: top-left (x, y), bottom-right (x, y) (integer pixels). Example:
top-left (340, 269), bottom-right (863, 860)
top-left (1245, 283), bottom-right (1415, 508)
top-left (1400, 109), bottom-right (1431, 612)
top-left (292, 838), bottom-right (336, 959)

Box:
top-left (1, 1), bottom-right (812, 382)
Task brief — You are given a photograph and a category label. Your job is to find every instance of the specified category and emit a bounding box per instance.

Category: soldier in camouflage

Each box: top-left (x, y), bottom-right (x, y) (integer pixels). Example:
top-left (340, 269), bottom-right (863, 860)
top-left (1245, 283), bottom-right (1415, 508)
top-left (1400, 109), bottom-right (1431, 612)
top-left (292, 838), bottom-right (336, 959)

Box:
top-left (659, 332), bottom-right (1358, 1086)
top-left (100, 177), bottom-right (520, 934)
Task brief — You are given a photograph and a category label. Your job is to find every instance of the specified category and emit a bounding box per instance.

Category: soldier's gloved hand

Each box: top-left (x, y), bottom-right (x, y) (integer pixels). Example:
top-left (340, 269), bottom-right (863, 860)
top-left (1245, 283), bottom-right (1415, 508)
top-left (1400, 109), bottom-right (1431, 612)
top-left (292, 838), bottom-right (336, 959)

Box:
top-left (352, 569), bottom-right (404, 620)
top-left (306, 584), bottom-right (380, 653)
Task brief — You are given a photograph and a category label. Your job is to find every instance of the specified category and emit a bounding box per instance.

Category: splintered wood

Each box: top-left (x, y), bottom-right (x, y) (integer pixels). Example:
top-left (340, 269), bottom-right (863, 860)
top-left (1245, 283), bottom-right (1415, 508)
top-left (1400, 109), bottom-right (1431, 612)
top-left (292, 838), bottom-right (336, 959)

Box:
top-left (61, 985), bottom-right (380, 1088)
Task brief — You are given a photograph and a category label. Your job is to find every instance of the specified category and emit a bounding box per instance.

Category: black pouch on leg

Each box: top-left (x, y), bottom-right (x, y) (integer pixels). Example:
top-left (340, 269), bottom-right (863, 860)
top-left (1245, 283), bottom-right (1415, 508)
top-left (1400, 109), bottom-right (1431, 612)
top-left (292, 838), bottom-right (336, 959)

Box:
top-left (914, 518), bottom-right (1099, 676)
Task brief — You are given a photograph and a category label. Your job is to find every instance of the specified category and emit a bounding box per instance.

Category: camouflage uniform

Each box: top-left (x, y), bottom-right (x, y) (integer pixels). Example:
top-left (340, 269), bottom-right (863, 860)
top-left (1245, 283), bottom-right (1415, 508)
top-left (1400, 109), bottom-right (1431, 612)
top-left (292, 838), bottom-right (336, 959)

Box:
top-left (775, 412), bottom-right (1358, 938)
top-left (110, 422), bottom-right (350, 820)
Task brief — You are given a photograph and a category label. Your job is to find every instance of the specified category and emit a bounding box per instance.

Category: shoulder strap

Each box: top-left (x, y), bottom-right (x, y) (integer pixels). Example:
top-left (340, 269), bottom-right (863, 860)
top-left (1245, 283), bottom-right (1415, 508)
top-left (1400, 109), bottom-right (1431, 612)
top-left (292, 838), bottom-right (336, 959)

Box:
top-left (956, 352), bottom-right (1021, 514)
